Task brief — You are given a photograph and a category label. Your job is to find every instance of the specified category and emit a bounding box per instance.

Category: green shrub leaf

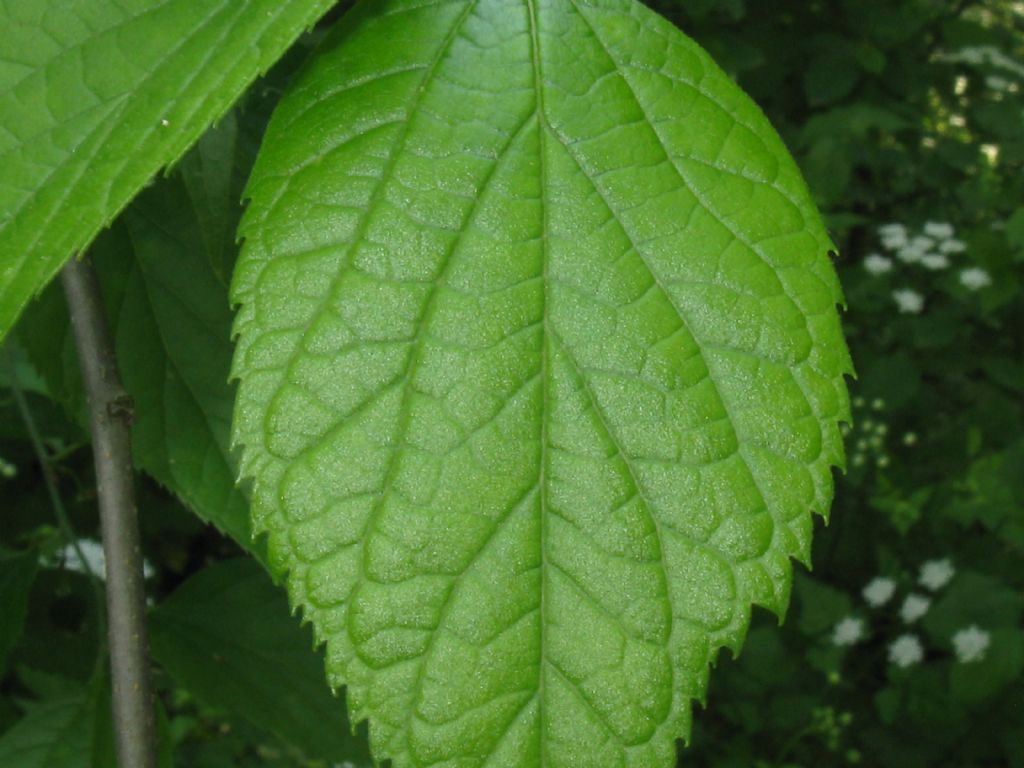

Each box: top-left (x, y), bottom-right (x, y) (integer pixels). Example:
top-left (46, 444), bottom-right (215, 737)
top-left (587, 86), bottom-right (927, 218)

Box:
top-left (231, 1), bottom-right (851, 765)
top-left (149, 558), bottom-right (371, 764)
top-left (0, 548), bottom-right (38, 676)
top-left (0, 0), bottom-right (335, 338)
top-left (17, 145), bottom-right (255, 554)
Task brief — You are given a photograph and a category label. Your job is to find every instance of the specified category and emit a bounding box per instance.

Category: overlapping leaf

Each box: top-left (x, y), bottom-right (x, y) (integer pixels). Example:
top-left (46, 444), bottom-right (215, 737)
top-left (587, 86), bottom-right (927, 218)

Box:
top-left (231, 1), bottom-right (851, 766)
top-left (0, 0), bottom-right (336, 338)
top-left (18, 141), bottom-right (255, 553)
top-left (150, 558), bottom-right (371, 764)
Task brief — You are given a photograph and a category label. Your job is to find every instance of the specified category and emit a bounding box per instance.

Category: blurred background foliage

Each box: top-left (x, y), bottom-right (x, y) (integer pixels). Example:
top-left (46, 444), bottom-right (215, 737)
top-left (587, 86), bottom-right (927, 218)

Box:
top-left (1, 0), bottom-right (1022, 766)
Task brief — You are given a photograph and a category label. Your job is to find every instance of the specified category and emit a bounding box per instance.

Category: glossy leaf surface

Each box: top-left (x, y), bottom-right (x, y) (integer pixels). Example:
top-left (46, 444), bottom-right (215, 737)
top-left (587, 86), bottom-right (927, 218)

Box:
top-left (231, 1), bottom-right (851, 765)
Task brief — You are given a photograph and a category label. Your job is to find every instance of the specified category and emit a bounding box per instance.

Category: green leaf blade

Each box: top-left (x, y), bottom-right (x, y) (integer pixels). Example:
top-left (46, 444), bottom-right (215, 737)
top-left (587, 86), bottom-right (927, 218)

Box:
top-left (0, 0), bottom-right (336, 338)
top-left (149, 558), bottom-right (371, 763)
top-left (17, 142), bottom-right (256, 555)
top-left (231, 1), bottom-right (851, 766)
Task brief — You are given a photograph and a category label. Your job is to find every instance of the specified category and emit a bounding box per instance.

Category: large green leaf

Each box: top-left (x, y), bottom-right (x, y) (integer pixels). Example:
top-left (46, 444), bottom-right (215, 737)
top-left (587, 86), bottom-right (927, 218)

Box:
top-left (0, 0), bottom-right (336, 338)
top-left (231, 1), bottom-right (851, 766)
top-left (17, 153), bottom-right (256, 555)
top-left (149, 558), bottom-right (371, 764)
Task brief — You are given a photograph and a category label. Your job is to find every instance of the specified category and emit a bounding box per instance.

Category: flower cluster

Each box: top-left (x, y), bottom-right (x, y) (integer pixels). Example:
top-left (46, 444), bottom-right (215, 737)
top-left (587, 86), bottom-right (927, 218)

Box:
top-left (829, 559), bottom-right (992, 667)
top-left (863, 221), bottom-right (992, 315)
top-left (842, 396), bottom-right (890, 469)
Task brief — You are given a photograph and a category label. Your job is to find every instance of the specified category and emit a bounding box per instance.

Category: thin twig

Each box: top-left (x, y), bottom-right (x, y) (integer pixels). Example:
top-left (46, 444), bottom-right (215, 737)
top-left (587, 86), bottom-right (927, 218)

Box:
top-left (2, 345), bottom-right (108, 669)
top-left (61, 255), bottom-right (157, 768)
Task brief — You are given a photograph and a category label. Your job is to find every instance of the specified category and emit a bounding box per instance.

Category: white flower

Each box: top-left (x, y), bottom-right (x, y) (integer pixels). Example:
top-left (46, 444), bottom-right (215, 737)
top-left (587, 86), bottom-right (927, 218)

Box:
top-left (940, 238), bottom-right (967, 254)
top-left (923, 222), bottom-right (955, 239)
top-left (921, 253), bottom-right (950, 270)
top-left (959, 267), bottom-right (992, 290)
top-left (878, 223), bottom-right (907, 240)
top-left (910, 235), bottom-right (935, 251)
top-left (60, 539), bottom-right (106, 578)
top-left (892, 289), bottom-right (925, 314)
top-left (832, 616), bottom-right (866, 646)
top-left (864, 254), bottom-right (894, 275)
top-left (952, 625), bottom-right (991, 663)
top-left (919, 558), bottom-right (955, 591)
top-left (889, 634), bottom-right (924, 668)
top-left (900, 593), bottom-right (931, 624)
top-left (896, 245), bottom-right (925, 264)
top-left (863, 577), bottom-right (897, 607)
top-left (54, 539), bottom-right (154, 581)
top-left (879, 224), bottom-right (909, 251)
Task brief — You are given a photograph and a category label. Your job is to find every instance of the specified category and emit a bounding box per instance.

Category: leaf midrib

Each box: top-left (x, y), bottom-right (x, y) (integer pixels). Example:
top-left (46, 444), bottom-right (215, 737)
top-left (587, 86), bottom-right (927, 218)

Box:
top-left (524, 1), bottom-right (552, 766)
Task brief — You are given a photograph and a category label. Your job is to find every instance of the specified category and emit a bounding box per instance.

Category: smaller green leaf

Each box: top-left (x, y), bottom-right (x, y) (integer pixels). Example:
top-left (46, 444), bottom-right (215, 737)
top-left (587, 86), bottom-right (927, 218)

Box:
top-left (0, 674), bottom-right (108, 768)
top-left (0, 671), bottom-right (173, 768)
top-left (950, 629), bottom-right (1024, 703)
top-left (16, 141), bottom-right (258, 557)
top-left (0, 547), bottom-right (38, 676)
top-left (803, 51), bottom-right (861, 106)
top-left (11, 570), bottom-right (101, 683)
top-left (793, 572), bottom-right (852, 636)
top-left (149, 558), bottom-right (371, 764)
top-left (0, 697), bottom-right (98, 768)
top-left (922, 572), bottom-right (1022, 640)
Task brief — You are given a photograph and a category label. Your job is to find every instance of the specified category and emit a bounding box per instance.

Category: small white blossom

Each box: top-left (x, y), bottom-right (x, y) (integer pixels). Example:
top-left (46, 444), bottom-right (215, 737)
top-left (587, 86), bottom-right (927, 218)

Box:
top-left (940, 238), bottom-right (967, 254)
top-left (882, 234), bottom-right (908, 251)
top-left (900, 593), bottom-right (931, 624)
top-left (924, 222), bottom-right (955, 239)
top-left (892, 289), bottom-right (925, 314)
top-left (864, 254), bottom-right (894, 275)
top-left (952, 625), bottom-right (991, 663)
top-left (54, 539), bottom-right (154, 580)
top-left (959, 267), bottom-right (992, 290)
top-left (889, 634), bottom-right (925, 668)
top-left (60, 539), bottom-right (106, 577)
top-left (832, 616), bottom-right (866, 646)
top-left (910, 235), bottom-right (935, 251)
top-left (878, 223), bottom-right (907, 240)
top-left (897, 245), bottom-right (926, 264)
top-left (921, 253), bottom-right (950, 270)
top-left (919, 558), bottom-right (955, 591)
top-left (863, 577), bottom-right (897, 607)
